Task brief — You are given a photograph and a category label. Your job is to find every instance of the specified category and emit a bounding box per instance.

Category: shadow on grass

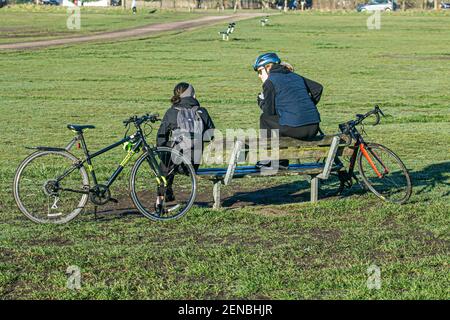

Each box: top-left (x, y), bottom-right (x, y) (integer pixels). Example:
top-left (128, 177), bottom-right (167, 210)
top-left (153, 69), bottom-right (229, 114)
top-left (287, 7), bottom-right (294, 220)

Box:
top-left (218, 161), bottom-right (449, 208)
top-left (410, 161), bottom-right (450, 198)
top-left (221, 180), bottom-right (309, 207)
top-left (85, 161), bottom-right (449, 218)
top-left (219, 176), bottom-right (364, 208)
top-left (84, 205), bottom-right (141, 222)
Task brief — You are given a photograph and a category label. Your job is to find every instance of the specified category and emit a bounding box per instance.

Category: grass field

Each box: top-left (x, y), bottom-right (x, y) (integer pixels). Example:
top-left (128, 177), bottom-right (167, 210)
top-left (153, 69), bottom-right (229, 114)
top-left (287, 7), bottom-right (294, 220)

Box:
top-left (0, 5), bottom-right (218, 44)
top-left (0, 9), bottom-right (449, 299)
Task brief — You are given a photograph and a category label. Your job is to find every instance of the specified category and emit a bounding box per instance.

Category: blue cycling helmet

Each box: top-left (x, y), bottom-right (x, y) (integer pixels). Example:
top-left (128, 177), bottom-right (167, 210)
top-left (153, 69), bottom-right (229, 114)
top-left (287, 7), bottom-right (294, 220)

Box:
top-left (253, 52), bottom-right (281, 71)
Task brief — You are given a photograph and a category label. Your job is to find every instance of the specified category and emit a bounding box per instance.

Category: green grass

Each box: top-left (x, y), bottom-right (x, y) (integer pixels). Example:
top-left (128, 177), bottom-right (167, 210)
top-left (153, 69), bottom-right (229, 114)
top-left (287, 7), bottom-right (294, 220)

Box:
top-left (0, 10), bottom-right (449, 299)
top-left (0, 4), bottom-right (220, 44)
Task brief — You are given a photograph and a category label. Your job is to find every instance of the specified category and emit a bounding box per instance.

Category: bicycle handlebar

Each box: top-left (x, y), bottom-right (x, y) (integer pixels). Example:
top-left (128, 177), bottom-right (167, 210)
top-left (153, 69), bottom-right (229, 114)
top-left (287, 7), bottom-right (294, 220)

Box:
top-left (339, 105), bottom-right (385, 134)
top-left (357, 105), bottom-right (384, 125)
top-left (123, 113), bottom-right (160, 127)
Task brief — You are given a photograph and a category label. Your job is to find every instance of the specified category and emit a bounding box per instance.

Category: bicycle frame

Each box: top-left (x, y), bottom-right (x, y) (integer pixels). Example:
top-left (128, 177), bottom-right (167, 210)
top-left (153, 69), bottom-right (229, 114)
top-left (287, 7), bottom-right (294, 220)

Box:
top-left (345, 126), bottom-right (389, 180)
top-left (56, 129), bottom-right (163, 193)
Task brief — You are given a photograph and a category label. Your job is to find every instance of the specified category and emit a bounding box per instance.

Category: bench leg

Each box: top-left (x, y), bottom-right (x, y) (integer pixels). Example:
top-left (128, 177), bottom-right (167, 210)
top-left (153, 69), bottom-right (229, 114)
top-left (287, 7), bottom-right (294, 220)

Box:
top-left (213, 180), bottom-right (221, 210)
top-left (311, 177), bottom-right (319, 203)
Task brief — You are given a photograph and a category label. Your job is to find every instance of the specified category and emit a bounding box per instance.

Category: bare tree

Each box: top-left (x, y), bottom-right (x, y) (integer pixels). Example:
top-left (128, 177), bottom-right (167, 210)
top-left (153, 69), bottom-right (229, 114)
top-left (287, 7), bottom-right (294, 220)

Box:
top-left (261, 0), bottom-right (271, 9)
top-left (315, 0), bottom-right (319, 9)
top-left (233, 0), bottom-right (242, 11)
top-left (215, 0), bottom-right (223, 10)
top-left (434, 0), bottom-right (440, 10)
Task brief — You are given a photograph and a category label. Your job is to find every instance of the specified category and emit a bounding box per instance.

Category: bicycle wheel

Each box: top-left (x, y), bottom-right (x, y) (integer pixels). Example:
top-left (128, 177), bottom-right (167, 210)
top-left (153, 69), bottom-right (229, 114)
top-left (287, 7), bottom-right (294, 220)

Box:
top-left (357, 143), bottom-right (412, 204)
top-left (130, 147), bottom-right (197, 221)
top-left (13, 151), bottom-right (89, 224)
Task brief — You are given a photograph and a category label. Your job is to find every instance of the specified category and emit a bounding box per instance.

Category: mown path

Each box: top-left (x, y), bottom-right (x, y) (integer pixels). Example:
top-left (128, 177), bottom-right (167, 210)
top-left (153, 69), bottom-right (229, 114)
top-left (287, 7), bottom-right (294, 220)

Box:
top-left (0, 13), bottom-right (268, 50)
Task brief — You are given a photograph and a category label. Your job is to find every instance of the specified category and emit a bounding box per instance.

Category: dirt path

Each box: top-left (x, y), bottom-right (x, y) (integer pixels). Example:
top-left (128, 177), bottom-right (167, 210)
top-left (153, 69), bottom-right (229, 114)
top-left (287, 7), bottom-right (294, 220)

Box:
top-left (0, 13), bottom-right (268, 50)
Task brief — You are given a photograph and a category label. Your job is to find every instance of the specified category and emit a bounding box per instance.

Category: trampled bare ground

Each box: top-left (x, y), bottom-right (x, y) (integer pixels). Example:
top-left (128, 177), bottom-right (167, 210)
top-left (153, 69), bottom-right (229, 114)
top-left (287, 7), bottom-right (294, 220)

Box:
top-left (89, 175), bottom-right (348, 219)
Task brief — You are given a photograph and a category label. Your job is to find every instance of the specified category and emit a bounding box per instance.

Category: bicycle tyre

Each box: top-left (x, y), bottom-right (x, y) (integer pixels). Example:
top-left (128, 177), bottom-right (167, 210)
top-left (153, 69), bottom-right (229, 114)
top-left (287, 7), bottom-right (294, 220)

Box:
top-left (357, 143), bottom-right (412, 204)
top-left (13, 150), bottom-right (89, 224)
top-left (130, 147), bottom-right (197, 221)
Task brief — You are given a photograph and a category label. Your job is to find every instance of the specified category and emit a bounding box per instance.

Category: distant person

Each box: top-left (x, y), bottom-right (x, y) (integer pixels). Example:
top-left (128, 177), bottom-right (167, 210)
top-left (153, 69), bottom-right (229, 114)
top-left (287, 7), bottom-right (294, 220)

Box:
top-left (289, 0), bottom-right (298, 10)
top-left (131, 0), bottom-right (137, 14)
top-left (253, 52), bottom-right (323, 169)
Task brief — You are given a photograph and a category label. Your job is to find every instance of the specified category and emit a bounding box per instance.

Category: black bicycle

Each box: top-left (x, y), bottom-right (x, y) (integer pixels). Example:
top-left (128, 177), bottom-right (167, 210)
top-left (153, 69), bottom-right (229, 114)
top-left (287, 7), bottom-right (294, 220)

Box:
top-left (335, 106), bottom-right (412, 204)
top-left (13, 114), bottom-right (197, 224)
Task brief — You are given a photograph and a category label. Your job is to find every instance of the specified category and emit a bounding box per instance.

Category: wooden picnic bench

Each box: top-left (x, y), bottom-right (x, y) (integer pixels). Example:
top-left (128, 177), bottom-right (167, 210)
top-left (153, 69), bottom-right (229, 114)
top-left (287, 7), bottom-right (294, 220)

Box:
top-left (196, 134), bottom-right (353, 209)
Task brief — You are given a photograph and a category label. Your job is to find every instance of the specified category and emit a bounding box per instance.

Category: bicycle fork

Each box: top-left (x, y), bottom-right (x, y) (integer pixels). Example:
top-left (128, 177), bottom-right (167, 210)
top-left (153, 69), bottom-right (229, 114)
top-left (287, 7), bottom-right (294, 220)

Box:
top-left (359, 143), bottom-right (389, 178)
top-left (145, 150), bottom-right (167, 194)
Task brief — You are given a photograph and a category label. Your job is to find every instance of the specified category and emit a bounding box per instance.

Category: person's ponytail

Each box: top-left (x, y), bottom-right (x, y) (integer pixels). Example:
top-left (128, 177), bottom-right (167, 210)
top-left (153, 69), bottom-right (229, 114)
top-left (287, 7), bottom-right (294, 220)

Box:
top-left (171, 94), bottom-right (181, 104)
top-left (170, 82), bottom-right (190, 105)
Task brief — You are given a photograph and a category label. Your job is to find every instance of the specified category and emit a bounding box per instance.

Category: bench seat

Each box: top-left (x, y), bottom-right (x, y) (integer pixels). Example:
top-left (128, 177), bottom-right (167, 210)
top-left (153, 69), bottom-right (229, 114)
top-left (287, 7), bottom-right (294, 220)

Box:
top-left (197, 163), bottom-right (344, 179)
top-left (198, 134), bottom-right (352, 209)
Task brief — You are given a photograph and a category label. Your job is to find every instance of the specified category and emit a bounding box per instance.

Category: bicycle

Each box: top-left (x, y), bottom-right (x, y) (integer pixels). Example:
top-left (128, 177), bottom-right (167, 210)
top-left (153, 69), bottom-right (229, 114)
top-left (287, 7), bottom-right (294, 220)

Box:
top-left (13, 114), bottom-right (197, 224)
top-left (335, 105), bottom-right (412, 204)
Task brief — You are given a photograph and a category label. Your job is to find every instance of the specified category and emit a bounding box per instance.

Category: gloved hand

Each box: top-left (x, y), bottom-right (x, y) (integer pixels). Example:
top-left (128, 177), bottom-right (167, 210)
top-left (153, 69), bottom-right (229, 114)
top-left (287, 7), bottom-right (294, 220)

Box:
top-left (257, 92), bottom-right (264, 108)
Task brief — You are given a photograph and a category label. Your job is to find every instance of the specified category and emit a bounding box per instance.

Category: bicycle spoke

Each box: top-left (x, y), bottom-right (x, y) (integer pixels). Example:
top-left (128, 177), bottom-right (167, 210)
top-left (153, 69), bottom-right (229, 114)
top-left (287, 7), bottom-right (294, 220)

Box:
top-left (131, 148), bottom-right (196, 221)
top-left (358, 143), bottom-right (411, 204)
top-left (14, 151), bottom-right (89, 224)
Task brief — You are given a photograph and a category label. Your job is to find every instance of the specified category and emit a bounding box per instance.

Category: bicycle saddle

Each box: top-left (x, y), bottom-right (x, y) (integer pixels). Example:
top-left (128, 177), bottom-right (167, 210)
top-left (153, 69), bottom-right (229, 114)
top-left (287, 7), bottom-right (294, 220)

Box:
top-left (67, 124), bottom-right (96, 132)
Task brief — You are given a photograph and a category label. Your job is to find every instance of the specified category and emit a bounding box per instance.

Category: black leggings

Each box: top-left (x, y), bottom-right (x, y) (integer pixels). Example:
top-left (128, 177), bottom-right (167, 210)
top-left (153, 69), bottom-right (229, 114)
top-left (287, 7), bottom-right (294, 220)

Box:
top-left (260, 114), bottom-right (319, 139)
top-left (159, 148), bottom-right (200, 194)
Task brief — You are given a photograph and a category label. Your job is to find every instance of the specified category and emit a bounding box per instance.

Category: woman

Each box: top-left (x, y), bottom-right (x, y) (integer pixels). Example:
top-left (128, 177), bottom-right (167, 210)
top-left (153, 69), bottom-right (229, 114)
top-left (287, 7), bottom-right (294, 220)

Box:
top-left (253, 52), bottom-right (323, 168)
top-left (157, 82), bottom-right (215, 156)
top-left (156, 82), bottom-right (214, 206)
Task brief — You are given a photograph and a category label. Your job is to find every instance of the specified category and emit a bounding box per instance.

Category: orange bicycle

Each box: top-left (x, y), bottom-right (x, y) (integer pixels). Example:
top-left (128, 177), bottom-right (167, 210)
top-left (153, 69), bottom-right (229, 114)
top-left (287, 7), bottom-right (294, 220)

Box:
top-left (336, 106), bottom-right (412, 204)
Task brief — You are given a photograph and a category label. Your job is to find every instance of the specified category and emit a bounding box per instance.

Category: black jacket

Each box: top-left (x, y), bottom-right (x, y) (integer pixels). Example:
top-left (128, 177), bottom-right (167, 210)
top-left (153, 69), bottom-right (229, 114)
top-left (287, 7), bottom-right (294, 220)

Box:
top-left (157, 97), bottom-right (215, 147)
top-left (258, 64), bottom-right (323, 117)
